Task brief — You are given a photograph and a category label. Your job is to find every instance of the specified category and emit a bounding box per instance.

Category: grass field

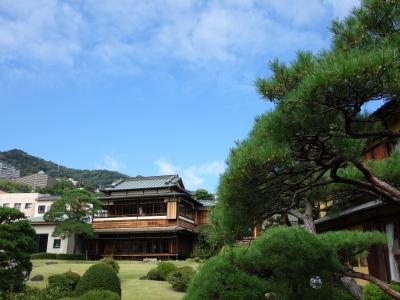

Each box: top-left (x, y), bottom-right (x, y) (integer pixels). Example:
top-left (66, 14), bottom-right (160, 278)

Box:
top-left (28, 259), bottom-right (199, 300)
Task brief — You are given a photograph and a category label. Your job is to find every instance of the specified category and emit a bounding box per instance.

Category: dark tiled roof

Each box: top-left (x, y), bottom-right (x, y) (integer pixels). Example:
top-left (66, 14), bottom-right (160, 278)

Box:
top-left (102, 175), bottom-right (183, 191)
top-left (315, 200), bottom-right (384, 224)
top-left (197, 200), bottom-right (216, 207)
top-left (37, 194), bottom-right (61, 201)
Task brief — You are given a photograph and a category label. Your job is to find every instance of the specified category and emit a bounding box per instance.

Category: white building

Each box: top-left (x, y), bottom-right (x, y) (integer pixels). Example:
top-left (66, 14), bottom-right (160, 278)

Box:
top-left (0, 193), bottom-right (77, 254)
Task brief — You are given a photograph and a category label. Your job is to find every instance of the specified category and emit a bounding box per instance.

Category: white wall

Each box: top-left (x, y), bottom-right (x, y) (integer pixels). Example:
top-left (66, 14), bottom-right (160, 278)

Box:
top-left (34, 200), bottom-right (55, 217)
top-left (0, 193), bottom-right (39, 217)
top-left (32, 224), bottom-right (73, 254)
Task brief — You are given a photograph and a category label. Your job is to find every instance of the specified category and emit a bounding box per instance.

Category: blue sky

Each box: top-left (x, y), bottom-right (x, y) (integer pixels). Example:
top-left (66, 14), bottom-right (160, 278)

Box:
top-left (0, 0), bottom-right (360, 192)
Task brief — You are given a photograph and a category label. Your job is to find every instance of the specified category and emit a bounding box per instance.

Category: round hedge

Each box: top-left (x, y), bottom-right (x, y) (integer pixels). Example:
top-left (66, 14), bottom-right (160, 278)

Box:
top-left (147, 268), bottom-right (160, 280)
top-left (166, 266), bottom-right (196, 292)
top-left (74, 263), bottom-right (121, 296)
top-left (184, 249), bottom-right (268, 300)
top-left (157, 262), bottom-right (177, 281)
top-left (99, 256), bottom-right (120, 273)
top-left (48, 271), bottom-right (81, 291)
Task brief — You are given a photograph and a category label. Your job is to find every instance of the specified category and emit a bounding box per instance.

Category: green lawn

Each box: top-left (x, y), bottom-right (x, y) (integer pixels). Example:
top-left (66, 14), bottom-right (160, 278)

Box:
top-left (28, 259), bottom-right (199, 300)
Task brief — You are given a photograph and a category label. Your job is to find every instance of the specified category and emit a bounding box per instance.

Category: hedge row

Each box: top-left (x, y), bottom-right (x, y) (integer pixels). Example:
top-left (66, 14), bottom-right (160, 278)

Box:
top-left (31, 253), bottom-right (85, 260)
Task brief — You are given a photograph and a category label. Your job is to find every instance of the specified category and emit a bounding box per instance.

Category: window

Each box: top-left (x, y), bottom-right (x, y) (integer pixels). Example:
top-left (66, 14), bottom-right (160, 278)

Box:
top-left (38, 205), bottom-right (46, 214)
top-left (53, 239), bottom-right (61, 249)
top-left (3, 203), bottom-right (9, 208)
top-left (14, 203), bottom-right (21, 210)
top-left (25, 203), bottom-right (32, 209)
top-left (178, 201), bottom-right (194, 220)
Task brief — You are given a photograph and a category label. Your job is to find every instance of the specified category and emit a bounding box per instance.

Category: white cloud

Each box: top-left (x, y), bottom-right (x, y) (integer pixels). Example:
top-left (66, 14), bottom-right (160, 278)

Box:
top-left (96, 155), bottom-right (126, 171)
top-left (197, 161), bottom-right (226, 175)
top-left (154, 158), bottom-right (225, 190)
top-left (323, 0), bottom-right (360, 19)
top-left (0, 0), bottom-right (361, 78)
top-left (183, 169), bottom-right (204, 188)
top-left (154, 158), bottom-right (179, 174)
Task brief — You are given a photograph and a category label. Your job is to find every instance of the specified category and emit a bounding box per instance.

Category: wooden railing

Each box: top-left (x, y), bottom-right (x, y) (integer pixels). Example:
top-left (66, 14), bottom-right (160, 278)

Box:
top-left (93, 219), bottom-right (177, 230)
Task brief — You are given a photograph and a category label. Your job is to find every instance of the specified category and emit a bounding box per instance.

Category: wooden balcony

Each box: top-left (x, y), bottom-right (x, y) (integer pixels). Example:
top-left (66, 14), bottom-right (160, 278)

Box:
top-left (92, 218), bottom-right (177, 230)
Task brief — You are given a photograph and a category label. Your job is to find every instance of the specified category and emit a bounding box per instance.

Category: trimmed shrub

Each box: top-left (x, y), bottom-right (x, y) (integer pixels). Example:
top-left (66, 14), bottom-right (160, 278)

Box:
top-left (99, 256), bottom-right (119, 273)
top-left (56, 254), bottom-right (85, 260)
top-left (362, 282), bottom-right (400, 300)
top-left (147, 268), bottom-right (160, 280)
top-left (166, 266), bottom-right (196, 292)
top-left (185, 226), bottom-right (353, 300)
top-left (31, 253), bottom-right (57, 259)
top-left (147, 262), bottom-right (177, 281)
top-left (157, 262), bottom-right (177, 281)
top-left (242, 226), bottom-right (344, 300)
top-left (45, 285), bottom-right (73, 300)
top-left (74, 263), bottom-right (121, 296)
top-left (184, 248), bottom-right (268, 300)
top-left (48, 271), bottom-right (81, 291)
top-left (78, 290), bottom-right (121, 300)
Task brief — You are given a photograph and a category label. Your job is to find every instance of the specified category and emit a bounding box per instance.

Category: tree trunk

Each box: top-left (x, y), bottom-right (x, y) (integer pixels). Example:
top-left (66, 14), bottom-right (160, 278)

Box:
top-left (341, 276), bottom-right (363, 300)
top-left (303, 200), bottom-right (316, 234)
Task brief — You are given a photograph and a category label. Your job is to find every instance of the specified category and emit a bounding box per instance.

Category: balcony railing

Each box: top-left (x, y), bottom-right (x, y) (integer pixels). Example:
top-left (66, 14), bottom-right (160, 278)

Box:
top-left (94, 210), bottom-right (167, 218)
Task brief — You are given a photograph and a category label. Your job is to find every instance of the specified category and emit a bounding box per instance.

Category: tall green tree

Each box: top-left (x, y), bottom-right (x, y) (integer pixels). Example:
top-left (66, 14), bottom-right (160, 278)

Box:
top-left (193, 189), bottom-right (215, 200)
top-left (0, 207), bottom-right (36, 293)
top-left (213, 0), bottom-right (400, 298)
top-left (44, 189), bottom-right (102, 253)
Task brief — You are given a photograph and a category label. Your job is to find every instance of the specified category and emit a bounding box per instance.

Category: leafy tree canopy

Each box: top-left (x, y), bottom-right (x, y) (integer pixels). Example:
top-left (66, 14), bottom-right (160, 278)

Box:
top-left (192, 189), bottom-right (215, 200)
top-left (44, 189), bottom-right (101, 240)
top-left (0, 207), bottom-right (36, 293)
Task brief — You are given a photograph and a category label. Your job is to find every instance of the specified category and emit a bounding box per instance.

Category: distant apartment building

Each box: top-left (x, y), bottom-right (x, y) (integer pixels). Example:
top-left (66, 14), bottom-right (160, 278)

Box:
top-left (0, 193), bottom-right (77, 254)
top-left (16, 170), bottom-right (56, 188)
top-left (0, 161), bottom-right (20, 179)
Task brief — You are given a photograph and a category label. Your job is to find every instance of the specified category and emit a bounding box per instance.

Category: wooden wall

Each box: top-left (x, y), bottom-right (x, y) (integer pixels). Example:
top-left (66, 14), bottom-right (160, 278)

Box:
top-left (93, 219), bottom-right (177, 230)
top-left (167, 201), bottom-right (177, 219)
top-left (197, 210), bottom-right (210, 225)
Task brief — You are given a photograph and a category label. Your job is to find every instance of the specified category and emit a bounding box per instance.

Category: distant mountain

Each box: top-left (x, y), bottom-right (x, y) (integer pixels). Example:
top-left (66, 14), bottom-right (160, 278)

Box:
top-left (0, 149), bottom-right (127, 189)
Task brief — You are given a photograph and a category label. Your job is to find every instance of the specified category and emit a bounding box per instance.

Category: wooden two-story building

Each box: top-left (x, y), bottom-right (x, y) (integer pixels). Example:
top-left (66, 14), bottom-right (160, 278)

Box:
top-left (89, 175), bottom-right (213, 259)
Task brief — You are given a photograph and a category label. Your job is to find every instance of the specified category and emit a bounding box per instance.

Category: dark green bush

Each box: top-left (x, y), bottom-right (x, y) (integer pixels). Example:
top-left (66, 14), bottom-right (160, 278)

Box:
top-left (156, 262), bottom-right (177, 281)
top-left (242, 226), bottom-right (342, 300)
top-left (78, 289), bottom-right (121, 300)
top-left (166, 266), bottom-right (196, 292)
top-left (184, 248), bottom-right (268, 300)
top-left (147, 268), bottom-right (160, 280)
top-left (31, 253), bottom-right (57, 259)
top-left (74, 263), bottom-right (121, 296)
top-left (362, 282), bottom-right (400, 300)
top-left (147, 262), bottom-right (177, 281)
top-left (185, 226), bottom-right (354, 300)
top-left (45, 285), bottom-right (73, 300)
top-left (48, 271), bottom-right (81, 292)
top-left (192, 224), bottom-right (221, 259)
top-left (56, 254), bottom-right (85, 260)
top-left (99, 256), bottom-right (119, 273)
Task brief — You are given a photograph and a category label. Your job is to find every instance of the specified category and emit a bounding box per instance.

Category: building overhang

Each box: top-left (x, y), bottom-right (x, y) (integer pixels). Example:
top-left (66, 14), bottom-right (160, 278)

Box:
top-left (316, 200), bottom-right (400, 232)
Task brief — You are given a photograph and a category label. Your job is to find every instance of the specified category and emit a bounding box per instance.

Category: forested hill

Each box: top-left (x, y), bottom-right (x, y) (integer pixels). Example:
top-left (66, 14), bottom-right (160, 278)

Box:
top-left (0, 149), bottom-right (127, 189)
